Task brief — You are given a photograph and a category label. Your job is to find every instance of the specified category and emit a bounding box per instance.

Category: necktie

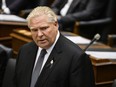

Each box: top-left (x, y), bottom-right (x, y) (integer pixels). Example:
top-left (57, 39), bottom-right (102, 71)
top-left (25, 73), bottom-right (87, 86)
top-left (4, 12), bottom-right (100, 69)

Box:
top-left (30, 49), bottom-right (47, 87)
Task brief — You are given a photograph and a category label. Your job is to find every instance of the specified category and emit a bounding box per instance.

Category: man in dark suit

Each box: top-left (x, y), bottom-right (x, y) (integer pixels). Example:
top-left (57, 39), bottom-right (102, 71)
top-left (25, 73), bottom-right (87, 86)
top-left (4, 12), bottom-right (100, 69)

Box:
top-left (51, 0), bottom-right (109, 32)
top-left (14, 6), bottom-right (95, 87)
top-left (0, 47), bottom-right (8, 86)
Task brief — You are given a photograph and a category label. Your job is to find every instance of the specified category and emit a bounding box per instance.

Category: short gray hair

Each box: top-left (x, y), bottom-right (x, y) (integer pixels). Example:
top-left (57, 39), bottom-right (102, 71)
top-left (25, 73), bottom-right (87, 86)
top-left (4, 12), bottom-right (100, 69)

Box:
top-left (26, 6), bottom-right (57, 23)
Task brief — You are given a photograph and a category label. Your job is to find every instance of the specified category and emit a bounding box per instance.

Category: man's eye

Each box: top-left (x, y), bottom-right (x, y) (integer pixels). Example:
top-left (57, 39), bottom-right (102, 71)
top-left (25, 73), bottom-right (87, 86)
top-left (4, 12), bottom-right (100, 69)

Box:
top-left (41, 26), bottom-right (49, 30)
top-left (31, 29), bottom-right (38, 32)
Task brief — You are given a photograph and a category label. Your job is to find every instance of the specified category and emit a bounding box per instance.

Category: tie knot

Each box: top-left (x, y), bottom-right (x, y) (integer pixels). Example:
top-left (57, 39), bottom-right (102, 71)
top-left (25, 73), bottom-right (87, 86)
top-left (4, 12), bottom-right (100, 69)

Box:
top-left (40, 49), bottom-right (47, 58)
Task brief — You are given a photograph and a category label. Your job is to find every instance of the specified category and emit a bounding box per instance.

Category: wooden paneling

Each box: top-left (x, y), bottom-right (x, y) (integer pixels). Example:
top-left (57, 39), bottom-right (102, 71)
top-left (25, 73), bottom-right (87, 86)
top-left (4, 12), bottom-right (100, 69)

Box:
top-left (0, 21), bottom-right (28, 47)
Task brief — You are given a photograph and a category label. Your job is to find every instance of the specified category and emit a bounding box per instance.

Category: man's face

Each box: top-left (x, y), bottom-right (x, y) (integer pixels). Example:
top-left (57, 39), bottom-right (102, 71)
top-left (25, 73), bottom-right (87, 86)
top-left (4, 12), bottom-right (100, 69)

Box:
top-left (28, 15), bottom-right (58, 49)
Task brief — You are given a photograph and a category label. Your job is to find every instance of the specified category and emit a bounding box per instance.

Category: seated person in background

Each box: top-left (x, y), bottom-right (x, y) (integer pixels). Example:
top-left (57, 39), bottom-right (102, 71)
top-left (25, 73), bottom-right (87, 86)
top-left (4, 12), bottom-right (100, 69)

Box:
top-left (51, 0), bottom-right (109, 32)
top-left (0, 47), bottom-right (8, 86)
top-left (0, 0), bottom-right (48, 17)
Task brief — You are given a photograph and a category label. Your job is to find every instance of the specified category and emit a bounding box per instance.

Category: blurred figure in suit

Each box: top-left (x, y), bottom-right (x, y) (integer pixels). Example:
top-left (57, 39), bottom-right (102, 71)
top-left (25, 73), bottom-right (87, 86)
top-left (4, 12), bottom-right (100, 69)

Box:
top-left (51, 0), bottom-right (109, 32)
top-left (0, 0), bottom-right (48, 15)
top-left (0, 47), bottom-right (8, 87)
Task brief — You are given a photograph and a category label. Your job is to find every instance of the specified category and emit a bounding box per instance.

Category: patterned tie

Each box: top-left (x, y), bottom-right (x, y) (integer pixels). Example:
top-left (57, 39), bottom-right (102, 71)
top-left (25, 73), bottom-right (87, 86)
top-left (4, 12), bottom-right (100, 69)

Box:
top-left (30, 49), bottom-right (47, 87)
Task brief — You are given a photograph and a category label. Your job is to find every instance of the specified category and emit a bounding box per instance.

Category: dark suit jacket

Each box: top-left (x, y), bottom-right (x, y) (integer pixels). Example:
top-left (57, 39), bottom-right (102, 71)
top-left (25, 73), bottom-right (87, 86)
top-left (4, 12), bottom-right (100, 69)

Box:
top-left (51, 0), bottom-right (109, 32)
top-left (0, 48), bottom-right (8, 87)
top-left (15, 34), bottom-right (95, 87)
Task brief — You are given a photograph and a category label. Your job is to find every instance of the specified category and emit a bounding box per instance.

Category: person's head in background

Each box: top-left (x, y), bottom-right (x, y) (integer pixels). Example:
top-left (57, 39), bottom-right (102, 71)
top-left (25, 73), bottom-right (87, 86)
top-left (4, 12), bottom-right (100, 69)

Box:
top-left (27, 6), bottom-right (59, 49)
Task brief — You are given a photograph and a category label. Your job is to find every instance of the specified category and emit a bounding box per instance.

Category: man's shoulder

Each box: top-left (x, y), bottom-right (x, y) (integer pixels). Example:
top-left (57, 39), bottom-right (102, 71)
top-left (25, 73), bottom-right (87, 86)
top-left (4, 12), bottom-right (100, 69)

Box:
top-left (21, 42), bottom-right (37, 50)
top-left (59, 34), bottom-right (83, 52)
top-left (23, 41), bottom-right (35, 46)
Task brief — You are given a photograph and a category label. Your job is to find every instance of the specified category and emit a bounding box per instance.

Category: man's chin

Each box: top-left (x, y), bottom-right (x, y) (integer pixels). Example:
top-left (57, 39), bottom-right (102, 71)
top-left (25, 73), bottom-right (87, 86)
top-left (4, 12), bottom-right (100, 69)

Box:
top-left (38, 43), bottom-right (48, 48)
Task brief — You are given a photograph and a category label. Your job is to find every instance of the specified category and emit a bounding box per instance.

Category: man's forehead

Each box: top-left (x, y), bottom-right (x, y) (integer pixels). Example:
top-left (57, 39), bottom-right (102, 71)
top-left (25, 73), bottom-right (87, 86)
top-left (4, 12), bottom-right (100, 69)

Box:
top-left (30, 15), bottom-right (48, 23)
top-left (32, 15), bottom-right (48, 20)
top-left (29, 20), bottom-right (50, 30)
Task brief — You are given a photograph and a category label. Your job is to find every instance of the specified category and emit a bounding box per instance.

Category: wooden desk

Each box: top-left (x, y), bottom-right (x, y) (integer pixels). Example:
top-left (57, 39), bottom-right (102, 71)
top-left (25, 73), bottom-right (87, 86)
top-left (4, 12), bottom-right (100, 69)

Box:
top-left (90, 55), bottom-right (116, 87)
top-left (10, 29), bottom-right (116, 87)
top-left (0, 21), bottom-right (28, 47)
top-left (10, 29), bottom-right (31, 55)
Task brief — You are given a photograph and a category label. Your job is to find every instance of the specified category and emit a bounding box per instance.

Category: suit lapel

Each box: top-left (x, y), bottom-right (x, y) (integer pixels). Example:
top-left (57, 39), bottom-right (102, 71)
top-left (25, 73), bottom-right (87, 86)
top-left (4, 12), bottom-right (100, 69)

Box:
top-left (35, 34), bottom-right (64, 87)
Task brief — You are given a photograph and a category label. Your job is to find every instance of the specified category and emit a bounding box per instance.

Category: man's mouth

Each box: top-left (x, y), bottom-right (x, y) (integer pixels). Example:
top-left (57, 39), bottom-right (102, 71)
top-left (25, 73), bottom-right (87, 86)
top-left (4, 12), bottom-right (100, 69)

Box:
top-left (39, 39), bottom-right (47, 43)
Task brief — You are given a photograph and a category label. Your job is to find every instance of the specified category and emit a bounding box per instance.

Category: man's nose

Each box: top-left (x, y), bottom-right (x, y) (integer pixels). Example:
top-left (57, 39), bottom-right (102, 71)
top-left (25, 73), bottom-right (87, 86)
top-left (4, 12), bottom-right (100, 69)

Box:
top-left (37, 30), bottom-right (43, 36)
